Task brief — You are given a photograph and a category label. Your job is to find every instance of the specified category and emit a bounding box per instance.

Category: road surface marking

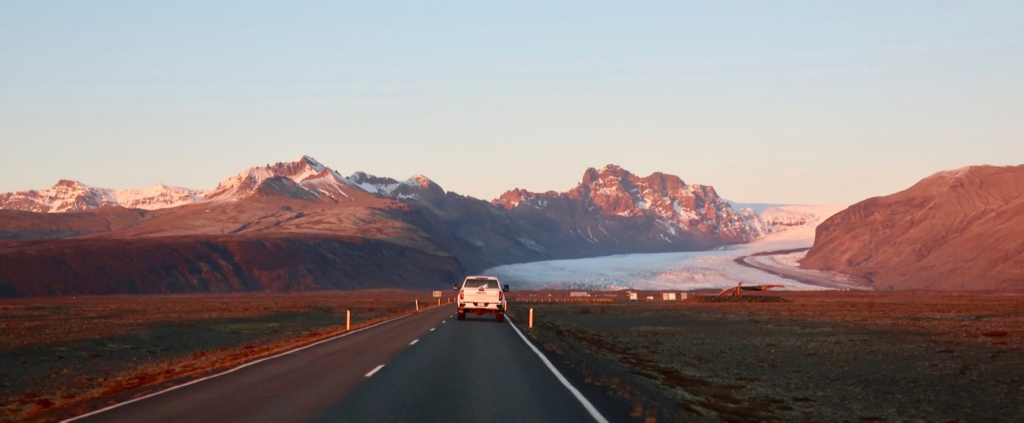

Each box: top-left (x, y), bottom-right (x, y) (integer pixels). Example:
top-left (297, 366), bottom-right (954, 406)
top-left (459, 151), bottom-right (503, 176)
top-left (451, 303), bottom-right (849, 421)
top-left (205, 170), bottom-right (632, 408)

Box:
top-left (62, 308), bottom-right (437, 422)
top-left (365, 365), bottom-right (385, 378)
top-left (409, 339), bottom-right (419, 346)
top-left (506, 316), bottom-right (609, 423)
top-left (429, 327), bottom-right (435, 332)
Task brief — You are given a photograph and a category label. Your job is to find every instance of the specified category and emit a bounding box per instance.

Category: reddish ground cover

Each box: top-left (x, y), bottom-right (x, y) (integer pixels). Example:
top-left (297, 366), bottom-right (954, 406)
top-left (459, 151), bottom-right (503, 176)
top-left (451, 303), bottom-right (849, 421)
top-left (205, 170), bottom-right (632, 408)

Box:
top-left (508, 291), bottom-right (1024, 422)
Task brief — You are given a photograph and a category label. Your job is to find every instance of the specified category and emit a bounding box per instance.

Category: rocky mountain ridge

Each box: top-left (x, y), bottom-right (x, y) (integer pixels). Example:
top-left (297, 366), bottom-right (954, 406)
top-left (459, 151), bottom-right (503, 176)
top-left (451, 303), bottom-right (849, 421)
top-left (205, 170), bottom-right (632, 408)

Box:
top-left (494, 164), bottom-right (758, 243)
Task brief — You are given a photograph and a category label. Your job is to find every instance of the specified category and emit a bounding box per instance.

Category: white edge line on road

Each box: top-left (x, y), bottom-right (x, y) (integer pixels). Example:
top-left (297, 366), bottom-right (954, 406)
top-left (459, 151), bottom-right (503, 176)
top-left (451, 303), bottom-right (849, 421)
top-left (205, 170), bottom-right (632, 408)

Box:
top-left (409, 339), bottom-right (419, 346)
top-left (506, 316), bottom-right (609, 423)
top-left (364, 364), bottom-right (385, 378)
top-left (62, 307), bottom-right (437, 422)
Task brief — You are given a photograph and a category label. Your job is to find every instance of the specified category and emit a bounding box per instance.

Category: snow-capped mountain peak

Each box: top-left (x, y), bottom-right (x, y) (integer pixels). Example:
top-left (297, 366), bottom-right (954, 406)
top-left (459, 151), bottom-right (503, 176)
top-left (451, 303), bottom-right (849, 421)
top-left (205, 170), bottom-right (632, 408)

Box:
top-left (0, 180), bottom-right (206, 213)
top-left (344, 171), bottom-right (445, 201)
top-left (298, 155), bottom-right (326, 172)
top-left (406, 175), bottom-right (435, 189)
top-left (111, 184), bottom-right (207, 210)
top-left (203, 156), bottom-right (356, 202)
top-left (345, 172), bottom-right (402, 196)
top-left (732, 203), bottom-right (847, 239)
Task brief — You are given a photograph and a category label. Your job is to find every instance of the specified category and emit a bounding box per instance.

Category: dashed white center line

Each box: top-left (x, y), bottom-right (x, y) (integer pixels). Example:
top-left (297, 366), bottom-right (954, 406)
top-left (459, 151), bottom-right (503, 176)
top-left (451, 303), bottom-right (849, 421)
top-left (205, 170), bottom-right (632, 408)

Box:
top-left (409, 339), bottom-right (419, 346)
top-left (365, 365), bottom-right (385, 378)
top-left (429, 327), bottom-right (435, 332)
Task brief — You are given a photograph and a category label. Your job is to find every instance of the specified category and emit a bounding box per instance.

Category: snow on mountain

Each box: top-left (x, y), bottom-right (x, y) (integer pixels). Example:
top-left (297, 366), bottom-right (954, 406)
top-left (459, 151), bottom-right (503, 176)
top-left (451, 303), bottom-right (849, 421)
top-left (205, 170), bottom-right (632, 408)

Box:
top-left (0, 180), bottom-right (206, 213)
top-left (110, 183), bottom-right (208, 210)
top-left (203, 155), bottom-right (361, 203)
top-left (733, 203), bottom-right (847, 239)
top-left (494, 164), bottom-right (758, 243)
top-left (0, 155), bottom-right (368, 212)
top-left (344, 172), bottom-right (445, 201)
top-left (346, 172), bottom-right (404, 196)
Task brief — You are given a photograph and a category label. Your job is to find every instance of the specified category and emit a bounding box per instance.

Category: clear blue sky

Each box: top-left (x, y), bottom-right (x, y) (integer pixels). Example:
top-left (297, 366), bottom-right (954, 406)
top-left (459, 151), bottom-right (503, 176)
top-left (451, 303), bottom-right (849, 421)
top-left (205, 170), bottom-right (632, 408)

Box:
top-left (2, 1), bottom-right (1022, 205)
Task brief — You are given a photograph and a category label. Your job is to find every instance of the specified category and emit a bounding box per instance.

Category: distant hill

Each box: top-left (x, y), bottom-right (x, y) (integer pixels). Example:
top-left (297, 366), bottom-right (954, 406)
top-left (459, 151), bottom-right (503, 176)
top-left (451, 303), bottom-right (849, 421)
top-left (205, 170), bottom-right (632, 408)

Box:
top-left (802, 165), bottom-right (1024, 291)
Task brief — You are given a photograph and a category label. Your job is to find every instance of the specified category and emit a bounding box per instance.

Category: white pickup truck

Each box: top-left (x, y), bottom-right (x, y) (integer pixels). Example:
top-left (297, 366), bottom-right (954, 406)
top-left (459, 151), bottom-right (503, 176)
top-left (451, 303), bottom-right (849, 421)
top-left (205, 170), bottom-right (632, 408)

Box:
top-left (454, 276), bottom-right (509, 322)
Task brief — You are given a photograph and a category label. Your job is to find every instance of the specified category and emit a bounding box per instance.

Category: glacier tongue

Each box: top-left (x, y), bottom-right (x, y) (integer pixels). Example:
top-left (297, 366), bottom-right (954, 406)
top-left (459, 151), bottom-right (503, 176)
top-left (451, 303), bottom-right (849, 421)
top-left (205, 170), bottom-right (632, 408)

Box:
top-left (483, 205), bottom-right (849, 291)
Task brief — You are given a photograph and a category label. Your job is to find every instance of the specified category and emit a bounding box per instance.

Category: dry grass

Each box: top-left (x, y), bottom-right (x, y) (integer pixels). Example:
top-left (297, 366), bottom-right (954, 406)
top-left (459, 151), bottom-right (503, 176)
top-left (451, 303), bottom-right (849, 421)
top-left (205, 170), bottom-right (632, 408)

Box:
top-left (0, 290), bottom-right (445, 422)
top-left (509, 291), bottom-right (1024, 422)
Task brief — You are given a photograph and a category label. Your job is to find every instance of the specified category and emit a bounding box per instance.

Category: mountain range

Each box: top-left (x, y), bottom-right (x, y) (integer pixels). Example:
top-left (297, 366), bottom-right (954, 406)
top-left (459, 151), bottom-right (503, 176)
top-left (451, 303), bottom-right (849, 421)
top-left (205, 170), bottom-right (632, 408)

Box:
top-left (6, 156), bottom-right (1018, 296)
top-left (0, 156), bottom-right (801, 296)
top-left (0, 180), bottom-right (204, 213)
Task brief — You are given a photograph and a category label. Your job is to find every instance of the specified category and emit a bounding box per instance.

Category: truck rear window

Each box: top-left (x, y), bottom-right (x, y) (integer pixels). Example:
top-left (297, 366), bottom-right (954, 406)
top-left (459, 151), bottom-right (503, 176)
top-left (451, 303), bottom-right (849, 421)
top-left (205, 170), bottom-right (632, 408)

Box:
top-left (464, 279), bottom-right (499, 289)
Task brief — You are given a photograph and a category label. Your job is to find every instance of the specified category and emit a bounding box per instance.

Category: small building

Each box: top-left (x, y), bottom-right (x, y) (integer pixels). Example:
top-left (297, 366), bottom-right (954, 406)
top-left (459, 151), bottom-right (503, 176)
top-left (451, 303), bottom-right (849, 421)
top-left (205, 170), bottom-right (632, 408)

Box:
top-left (627, 292), bottom-right (638, 302)
top-left (662, 292), bottom-right (677, 301)
top-left (570, 291), bottom-right (591, 298)
top-left (679, 292), bottom-right (688, 300)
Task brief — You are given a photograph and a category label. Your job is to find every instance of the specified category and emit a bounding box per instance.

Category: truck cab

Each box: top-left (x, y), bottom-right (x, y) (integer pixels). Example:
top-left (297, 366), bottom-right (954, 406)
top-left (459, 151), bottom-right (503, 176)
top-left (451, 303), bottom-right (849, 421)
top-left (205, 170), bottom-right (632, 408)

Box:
top-left (454, 276), bottom-right (509, 322)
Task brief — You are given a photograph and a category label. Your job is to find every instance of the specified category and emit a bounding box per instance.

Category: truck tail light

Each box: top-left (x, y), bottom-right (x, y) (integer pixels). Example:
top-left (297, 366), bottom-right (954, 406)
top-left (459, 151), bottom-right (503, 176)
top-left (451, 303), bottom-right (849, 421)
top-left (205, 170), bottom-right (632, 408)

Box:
top-left (498, 290), bottom-right (504, 301)
top-left (459, 290), bottom-right (464, 300)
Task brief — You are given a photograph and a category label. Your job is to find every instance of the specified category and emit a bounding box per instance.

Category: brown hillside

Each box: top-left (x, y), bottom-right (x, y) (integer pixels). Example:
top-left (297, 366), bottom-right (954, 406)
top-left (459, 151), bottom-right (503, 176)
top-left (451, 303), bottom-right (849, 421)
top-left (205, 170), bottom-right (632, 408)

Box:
top-left (0, 180), bottom-right (460, 297)
top-left (0, 207), bottom-right (147, 240)
top-left (0, 234), bottom-right (460, 296)
top-left (802, 165), bottom-right (1024, 290)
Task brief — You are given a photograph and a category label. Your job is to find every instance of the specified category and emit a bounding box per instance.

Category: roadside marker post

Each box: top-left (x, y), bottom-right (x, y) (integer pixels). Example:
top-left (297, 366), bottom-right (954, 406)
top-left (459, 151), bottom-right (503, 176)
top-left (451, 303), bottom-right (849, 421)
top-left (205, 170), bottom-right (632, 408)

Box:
top-left (346, 310), bottom-right (351, 331)
top-left (415, 299), bottom-right (419, 311)
top-left (529, 308), bottom-right (534, 328)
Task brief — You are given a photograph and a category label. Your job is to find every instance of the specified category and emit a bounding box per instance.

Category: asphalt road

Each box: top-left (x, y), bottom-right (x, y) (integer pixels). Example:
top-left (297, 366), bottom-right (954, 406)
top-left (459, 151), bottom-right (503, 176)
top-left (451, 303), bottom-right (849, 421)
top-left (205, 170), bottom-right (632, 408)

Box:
top-left (66, 305), bottom-right (606, 423)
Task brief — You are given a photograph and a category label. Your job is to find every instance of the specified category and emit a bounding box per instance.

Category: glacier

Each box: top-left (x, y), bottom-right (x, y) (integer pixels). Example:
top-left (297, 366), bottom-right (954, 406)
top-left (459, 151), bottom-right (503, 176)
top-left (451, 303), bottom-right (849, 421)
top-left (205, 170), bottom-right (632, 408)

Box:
top-left (483, 205), bottom-right (859, 291)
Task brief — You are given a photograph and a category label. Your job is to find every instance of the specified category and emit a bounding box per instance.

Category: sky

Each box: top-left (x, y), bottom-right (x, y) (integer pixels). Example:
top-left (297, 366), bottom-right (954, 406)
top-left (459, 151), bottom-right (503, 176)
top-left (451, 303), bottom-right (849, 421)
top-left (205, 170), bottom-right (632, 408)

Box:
top-left (2, 1), bottom-right (1022, 205)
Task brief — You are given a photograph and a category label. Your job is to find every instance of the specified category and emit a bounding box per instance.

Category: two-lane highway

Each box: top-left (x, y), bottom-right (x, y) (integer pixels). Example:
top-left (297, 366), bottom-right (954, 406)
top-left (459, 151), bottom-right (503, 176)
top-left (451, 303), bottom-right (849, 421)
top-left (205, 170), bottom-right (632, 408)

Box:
top-left (317, 313), bottom-right (603, 422)
top-left (69, 306), bottom-right (454, 422)
top-left (66, 305), bottom-right (607, 423)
